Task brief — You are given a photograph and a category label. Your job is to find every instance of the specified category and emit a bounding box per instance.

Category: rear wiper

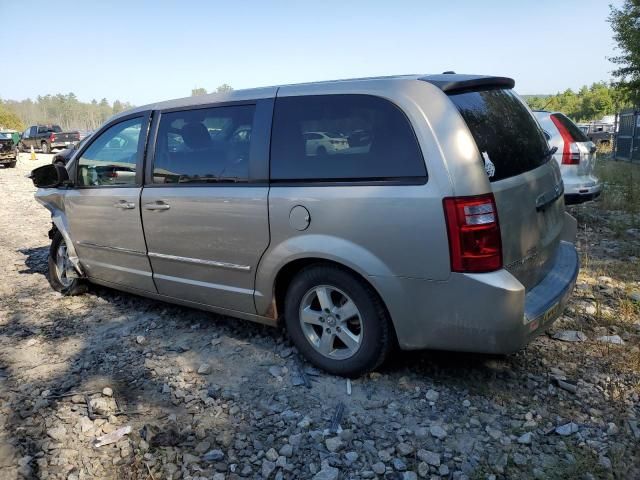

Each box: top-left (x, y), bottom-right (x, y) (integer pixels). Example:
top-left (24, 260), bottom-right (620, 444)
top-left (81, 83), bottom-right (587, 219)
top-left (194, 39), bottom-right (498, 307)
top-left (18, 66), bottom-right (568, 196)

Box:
top-left (543, 146), bottom-right (558, 159)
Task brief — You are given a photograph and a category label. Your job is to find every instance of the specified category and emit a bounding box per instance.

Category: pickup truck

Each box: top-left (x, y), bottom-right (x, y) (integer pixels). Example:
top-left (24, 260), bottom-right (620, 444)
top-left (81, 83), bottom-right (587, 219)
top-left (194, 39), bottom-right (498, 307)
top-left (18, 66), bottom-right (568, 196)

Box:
top-left (19, 124), bottom-right (80, 154)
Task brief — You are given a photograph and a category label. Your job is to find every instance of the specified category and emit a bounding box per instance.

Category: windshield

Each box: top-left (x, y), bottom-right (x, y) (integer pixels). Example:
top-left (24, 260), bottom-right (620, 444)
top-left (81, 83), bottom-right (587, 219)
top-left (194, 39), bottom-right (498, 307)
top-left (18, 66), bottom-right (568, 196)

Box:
top-left (449, 89), bottom-right (550, 182)
top-left (0, 133), bottom-right (11, 140)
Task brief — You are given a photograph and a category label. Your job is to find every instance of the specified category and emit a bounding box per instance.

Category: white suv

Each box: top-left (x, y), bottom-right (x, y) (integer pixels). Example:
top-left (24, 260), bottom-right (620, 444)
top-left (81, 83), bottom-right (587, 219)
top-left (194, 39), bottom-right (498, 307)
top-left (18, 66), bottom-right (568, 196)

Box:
top-left (534, 111), bottom-right (602, 204)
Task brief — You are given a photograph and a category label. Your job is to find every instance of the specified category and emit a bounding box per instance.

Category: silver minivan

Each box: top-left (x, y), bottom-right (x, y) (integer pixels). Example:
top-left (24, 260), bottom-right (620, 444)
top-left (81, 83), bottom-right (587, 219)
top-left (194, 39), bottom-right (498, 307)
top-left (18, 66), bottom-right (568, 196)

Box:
top-left (31, 74), bottom-right (579, 376)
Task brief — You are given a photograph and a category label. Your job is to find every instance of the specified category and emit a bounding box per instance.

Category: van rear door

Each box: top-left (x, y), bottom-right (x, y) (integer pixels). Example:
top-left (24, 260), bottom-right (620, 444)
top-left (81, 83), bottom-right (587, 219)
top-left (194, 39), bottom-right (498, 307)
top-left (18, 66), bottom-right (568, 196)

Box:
top-left (448, 89), bottom-right (565, 290)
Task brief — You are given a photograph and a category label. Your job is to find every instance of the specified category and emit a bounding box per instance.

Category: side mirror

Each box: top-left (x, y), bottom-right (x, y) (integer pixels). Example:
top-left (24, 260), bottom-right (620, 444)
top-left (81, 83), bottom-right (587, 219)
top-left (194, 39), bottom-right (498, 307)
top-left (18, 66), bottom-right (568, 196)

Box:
top-left (29, 164), bottom-right (70, 188)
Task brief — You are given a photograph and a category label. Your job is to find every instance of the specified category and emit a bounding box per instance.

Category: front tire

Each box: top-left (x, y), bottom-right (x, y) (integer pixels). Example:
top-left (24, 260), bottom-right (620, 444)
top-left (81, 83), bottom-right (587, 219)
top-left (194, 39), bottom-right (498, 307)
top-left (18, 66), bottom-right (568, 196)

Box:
top-left (48, 231), bottom-right (86, 295)
top-left (41, 142), bottom-right (50, 154)
top-left (284, 264), bottom-right (392, 377)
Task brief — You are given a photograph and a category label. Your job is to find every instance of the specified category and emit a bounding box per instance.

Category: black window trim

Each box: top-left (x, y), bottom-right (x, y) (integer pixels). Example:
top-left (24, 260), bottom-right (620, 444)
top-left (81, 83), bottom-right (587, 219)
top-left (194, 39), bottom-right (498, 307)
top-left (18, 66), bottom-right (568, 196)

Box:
top-left (72, 111), bottom-right (152, 189)
top-left (269, 93), bottom-right (428, 187)
top-left (144, 98), bottom-right (274, 187)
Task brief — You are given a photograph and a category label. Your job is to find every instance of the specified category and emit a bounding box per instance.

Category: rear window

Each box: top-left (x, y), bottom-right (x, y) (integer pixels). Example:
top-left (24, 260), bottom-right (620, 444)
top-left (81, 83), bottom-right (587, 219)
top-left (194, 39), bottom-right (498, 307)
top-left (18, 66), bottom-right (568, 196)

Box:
top-left (449, 89), bottom-right (550, 182)
top-left (551, 113), bottom-right (590, 142)
top-left (270, 94), bottom-right (426, 182)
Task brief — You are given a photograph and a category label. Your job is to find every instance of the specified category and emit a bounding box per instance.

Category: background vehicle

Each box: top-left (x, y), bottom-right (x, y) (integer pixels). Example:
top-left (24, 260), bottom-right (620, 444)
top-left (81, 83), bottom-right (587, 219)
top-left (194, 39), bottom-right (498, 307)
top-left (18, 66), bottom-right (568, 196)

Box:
top-left (578, 121), bottom-right (615, 147)
top-left (0, 132), bottom-right (18, 168)
top-left (19, 125), bottom-right (80, 154)
top-left (534, 111), bottom-right (602, 204)
top-left (303, 131), bottom-right (349, 155)
top-left (32, 74), bottom-right (578, 377)
top-left (52, 135), bottom-right (91, 166)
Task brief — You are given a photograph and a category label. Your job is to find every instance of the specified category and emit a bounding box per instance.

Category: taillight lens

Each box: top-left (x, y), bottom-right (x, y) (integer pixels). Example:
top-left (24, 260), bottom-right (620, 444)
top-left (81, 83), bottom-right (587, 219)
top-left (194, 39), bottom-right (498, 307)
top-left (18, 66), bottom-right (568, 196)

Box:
top-left (550, 115), bottom-right (580, 165)
top-left (443, 194), bottom-right (503, 273)
top-left (50, 133), bottom-right (56, 142)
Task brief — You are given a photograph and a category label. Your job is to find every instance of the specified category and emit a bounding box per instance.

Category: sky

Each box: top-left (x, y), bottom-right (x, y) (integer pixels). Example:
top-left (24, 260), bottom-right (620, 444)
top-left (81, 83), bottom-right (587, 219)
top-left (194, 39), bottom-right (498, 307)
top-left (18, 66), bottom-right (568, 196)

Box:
top-left (0, 0), bottom-right (622, 106)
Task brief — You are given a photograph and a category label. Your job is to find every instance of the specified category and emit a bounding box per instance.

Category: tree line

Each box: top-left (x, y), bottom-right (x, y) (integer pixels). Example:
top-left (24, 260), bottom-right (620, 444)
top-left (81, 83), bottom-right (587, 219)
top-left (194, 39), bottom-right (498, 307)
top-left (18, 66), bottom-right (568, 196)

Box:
top-left (525, 83), bottom-right (632, 123)
top-left (0, 93), bottom-right (134, 132)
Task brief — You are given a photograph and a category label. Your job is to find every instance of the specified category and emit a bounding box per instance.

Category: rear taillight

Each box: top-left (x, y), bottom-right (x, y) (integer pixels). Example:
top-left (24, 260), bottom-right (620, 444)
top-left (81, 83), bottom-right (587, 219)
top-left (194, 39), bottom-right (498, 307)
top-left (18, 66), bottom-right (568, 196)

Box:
top-left (443, 194), bottom-right (502, 273)
top-left (50, 133), bottom-right (56, 142)
top-left (550, 115), bottom-right (580, 165)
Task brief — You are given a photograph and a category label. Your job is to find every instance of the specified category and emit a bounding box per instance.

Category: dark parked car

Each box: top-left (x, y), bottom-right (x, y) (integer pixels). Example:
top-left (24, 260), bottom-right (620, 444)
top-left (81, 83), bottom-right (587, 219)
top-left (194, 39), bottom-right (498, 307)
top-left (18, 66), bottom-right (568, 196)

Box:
top-left (0, 132), bottom-right (18, 168)
top-left (19, 125), bottom-right (80, 154)
top-left (52, 136), bottom-right (91, 166)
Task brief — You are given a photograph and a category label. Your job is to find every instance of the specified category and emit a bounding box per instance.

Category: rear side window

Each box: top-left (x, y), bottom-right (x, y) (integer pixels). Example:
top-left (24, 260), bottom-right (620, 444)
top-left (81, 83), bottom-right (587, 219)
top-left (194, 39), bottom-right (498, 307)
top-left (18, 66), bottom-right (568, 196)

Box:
top-left (551, 113), bottom-right (589, 142)
top-left (449, 89), bottom-right (550, 182)
top-left (270, 94), bottom-right (426, 182)
top-left (153, 105), bottom-right (255, 184)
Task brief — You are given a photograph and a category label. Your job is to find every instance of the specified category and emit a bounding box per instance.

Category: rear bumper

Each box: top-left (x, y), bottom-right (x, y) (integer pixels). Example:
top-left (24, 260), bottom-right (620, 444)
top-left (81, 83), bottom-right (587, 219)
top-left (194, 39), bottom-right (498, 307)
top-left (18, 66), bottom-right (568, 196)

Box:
top-left (0, 152), bottom-right (17, 162)
top-left (372, 241), bottom-right (579, 353)
top-left (563, 176), bottom-right (602, 204)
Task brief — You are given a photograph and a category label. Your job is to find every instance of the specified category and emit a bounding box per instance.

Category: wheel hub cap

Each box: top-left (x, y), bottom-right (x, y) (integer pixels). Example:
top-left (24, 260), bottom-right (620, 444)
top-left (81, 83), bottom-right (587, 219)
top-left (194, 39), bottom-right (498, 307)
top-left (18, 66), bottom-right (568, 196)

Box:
top-left (299, 285), bottom-right (363, 360)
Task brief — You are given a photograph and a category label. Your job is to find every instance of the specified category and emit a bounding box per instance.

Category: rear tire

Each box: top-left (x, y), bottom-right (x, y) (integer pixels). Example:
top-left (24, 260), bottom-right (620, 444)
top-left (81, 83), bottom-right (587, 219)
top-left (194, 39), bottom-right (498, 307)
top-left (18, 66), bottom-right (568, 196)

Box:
top-left (6, 160), bottom-right (16, 168)
top-left (41, 142), bottom-right (50, 154)
top-left (48, 231), bottom-right (86, 295)
top-left (284, 264), bottom-right (391, 377)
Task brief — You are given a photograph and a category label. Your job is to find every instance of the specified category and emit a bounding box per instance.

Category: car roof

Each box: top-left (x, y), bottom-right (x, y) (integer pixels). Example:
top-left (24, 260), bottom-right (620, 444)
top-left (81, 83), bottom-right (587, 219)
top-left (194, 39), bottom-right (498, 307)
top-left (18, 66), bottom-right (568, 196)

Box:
top-left (111, 73), bottom-right (515, 122)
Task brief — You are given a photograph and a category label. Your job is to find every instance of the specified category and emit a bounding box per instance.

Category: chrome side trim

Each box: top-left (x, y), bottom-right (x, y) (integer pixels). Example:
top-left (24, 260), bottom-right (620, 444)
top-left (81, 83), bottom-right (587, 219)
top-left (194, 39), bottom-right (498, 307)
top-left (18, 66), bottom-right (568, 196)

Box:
top-left (148, 252), bottom-right (251, 272)
top-left (76, 241), bottom-right (147, 257)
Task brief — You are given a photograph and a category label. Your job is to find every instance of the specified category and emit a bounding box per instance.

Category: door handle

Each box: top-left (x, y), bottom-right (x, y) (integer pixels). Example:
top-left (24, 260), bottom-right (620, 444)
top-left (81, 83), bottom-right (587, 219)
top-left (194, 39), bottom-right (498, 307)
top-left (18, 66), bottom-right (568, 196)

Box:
top-left (113, 201), bottom-right (136, 209)
top-left (144, 201), bottom-right (171, 211)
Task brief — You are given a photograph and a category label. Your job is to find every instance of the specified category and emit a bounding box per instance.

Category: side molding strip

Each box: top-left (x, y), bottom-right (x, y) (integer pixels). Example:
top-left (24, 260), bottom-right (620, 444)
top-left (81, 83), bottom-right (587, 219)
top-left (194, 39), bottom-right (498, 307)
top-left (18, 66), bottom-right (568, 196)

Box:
top-left (77, 241), bottom-right (147, 257)
top-left (148, 252), bottom-right (251, 272)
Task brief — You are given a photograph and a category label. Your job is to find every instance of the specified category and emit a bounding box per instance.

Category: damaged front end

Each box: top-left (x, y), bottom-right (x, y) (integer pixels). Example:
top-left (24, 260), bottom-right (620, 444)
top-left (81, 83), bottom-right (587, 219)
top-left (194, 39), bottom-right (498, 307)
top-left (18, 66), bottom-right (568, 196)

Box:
top-left (35, 189), bottom-right (84, 279)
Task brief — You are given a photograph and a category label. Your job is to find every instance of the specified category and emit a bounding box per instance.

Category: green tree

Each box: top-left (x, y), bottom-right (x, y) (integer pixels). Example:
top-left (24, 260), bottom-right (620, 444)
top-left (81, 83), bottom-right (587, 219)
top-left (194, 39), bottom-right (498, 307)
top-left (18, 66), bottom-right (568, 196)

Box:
top-left (191, 87), bottom-right (208, 96)
top-left (608, 0), bottom-right (640, 104)
top-left (216, 84), bottom-right (233, 93)
top-left (0, 104), bottom-right (24, 130)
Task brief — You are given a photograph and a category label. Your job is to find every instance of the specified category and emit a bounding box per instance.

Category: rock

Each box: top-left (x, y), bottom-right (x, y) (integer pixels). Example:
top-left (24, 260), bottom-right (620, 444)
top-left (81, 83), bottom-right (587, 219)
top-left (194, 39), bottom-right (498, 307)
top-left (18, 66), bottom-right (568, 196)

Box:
top-left (596, 335), bottom-right (624, 345)
top-left (203, 449), bottom-right (224, 462)
top-left (556, 379), bottom-right (578, 394)
top-left (439, 464), bottom-right (450, 476)
top-left (325, 437), bottom-right (344, 453)
top-left (403, 472), bottom-right (418, 480)
top-left (265, 447), bottom-right (278, 461)
top-left (279, 444), bottom-right (293, 458)
top-left (102, 387), bottom-right (113, 397)
top-left (513, 453), bottom-right (527, 466)
top-left (372, 462), bottom-right (386, 475)
top-left (136, 335), bottom-right (146, 344)
top-left (417, 449), bottom-right (440, 466)
top-left (425, 389), bottom-right (439, 402)
top-left (47, 426), bottom-right (66, 441)
top-left (182, 453), bottom-right (200, 465)
top-left (344, 451), bottom-right (358, 463)
top-left (195, 441), bottom-right (211, 454)
top-left (417, 462), bottom-right (429, 477)
top-left (552, 330), bottom-right (587, 342)
top-left (599, 456), bottom-right (612, 470)
top-left (485, 426), bottom-right (502, 440)
top-left (312, 465), bottom-right (339, 480)
top-left (517, 432), bottom-right (532, 445)
top-left (606, 423), bottom-right (619, 435)
top-left (629, 290), bottom-right (640, 303)
top-left (430, 425), bottom-right (447, 440)
top-left (555, 422), bottom-right (579, 436)
top-left (197, 363), bottom-right (211, 375)
top-left (462, 399), bottom-right (471, 407)
top-left (396, 442), bottom-right (414, 456)
top-left (262, 459), bottom-right (276, 478)
top-left (79, 417), bottom-right (93, 433)
top-left (393, 458), bottom-right (407, 471)
top-left (89, 397), bottom-right (116, 416)
top-left (268, 366), bottom-right (282, 378)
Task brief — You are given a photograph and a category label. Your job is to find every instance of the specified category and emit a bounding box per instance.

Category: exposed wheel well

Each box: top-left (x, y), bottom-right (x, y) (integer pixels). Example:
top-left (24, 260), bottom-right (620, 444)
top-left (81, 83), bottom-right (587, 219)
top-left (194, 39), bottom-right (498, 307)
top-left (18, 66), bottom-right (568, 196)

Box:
top-left (273, 258), bottom-right (396, 339)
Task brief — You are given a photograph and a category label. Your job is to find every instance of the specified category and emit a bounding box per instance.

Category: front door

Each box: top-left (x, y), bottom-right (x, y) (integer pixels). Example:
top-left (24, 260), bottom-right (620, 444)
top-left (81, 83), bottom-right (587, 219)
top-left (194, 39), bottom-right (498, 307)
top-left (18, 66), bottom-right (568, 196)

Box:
top-left (140, 101), bottom-right (271, 313)
top-left (65, 113), bottom-right (156, 292)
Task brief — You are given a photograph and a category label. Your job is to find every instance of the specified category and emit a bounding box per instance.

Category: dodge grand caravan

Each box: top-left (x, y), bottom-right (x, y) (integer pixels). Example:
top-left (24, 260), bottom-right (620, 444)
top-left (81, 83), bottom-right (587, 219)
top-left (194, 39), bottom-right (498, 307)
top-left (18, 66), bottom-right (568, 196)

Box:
top-left (31, 74), bottom-right (579, 377)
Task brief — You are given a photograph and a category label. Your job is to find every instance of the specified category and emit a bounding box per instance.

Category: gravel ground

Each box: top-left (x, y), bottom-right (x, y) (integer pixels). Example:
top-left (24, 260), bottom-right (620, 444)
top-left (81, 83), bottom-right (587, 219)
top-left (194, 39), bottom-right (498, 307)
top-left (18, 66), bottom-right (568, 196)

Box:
top-left (0, 153), bottom-right (639, 480)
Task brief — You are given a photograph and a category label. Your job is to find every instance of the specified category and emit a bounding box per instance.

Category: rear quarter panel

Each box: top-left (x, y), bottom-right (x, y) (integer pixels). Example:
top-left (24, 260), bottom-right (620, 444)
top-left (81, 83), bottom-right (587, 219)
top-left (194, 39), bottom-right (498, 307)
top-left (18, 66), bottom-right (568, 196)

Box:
top-left (254, 79), bottom-right (492, 316)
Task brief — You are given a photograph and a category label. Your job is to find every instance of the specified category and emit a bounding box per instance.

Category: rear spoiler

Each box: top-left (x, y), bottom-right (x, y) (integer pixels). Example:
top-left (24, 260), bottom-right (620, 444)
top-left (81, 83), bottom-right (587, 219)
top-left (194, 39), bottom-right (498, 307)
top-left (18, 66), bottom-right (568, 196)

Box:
top-left (419, 74), bottom-right (515, 94)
